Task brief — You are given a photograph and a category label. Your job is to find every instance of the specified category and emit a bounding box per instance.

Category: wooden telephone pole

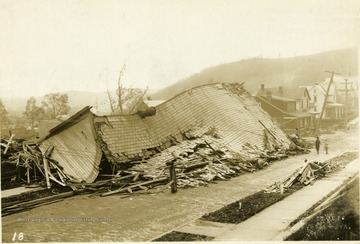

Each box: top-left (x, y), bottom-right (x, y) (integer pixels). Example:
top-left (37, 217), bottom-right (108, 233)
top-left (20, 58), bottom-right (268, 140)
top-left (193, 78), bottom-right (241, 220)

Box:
top-left (341, 79), bottom-right (349, 129)
top-left (315, 71), bottom-right (342, 136)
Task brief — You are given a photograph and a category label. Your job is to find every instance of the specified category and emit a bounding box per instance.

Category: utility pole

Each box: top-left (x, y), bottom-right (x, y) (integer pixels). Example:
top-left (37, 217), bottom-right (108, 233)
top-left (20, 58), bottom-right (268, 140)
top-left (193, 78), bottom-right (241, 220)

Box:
top-left (315, 71), bottom-right (341, 136)
top-left (341, 79), bottom-right (349, 129)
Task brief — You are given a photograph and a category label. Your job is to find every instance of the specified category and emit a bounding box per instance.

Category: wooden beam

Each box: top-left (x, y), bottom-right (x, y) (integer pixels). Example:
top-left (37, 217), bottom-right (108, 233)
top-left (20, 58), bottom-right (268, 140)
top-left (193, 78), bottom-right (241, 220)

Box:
top-left (3, 134), bottom-right (14, 154)
top-left (42, 151), bottom-right (52, 189)
top-left (101, 177), bottom-right (167, 197)
top-left (258, 120), bottom-right (278, 141)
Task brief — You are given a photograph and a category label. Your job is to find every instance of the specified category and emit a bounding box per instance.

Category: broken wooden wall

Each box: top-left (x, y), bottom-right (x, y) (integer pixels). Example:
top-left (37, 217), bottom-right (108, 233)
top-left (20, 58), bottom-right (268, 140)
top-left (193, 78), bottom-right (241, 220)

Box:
top-left (97, 83), bottom-right (290, 163)
top-left (38, 108), bottom-right (102, 183)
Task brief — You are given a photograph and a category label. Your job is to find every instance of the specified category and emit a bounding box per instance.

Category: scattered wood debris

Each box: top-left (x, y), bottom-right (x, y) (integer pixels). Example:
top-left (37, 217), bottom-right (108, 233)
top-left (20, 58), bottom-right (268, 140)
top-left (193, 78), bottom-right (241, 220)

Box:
top-left (265, 152), bottom-right (357, 194)
top-left (1, 128), bottom-right (310, 200)
top-left (2, 191), bottom-right (75, 216)
top-left (287, 133), bottom-right (311, 155)
top-left (265, 162), bottom-right (328, 193)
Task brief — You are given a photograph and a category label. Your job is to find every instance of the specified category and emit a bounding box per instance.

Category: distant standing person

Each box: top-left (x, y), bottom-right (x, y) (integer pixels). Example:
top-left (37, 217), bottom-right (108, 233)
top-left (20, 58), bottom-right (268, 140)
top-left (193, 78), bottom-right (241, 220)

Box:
top-left (315, 137), bottom-right (320, 155)
top-left (324, 140), bottom-right (329, 154)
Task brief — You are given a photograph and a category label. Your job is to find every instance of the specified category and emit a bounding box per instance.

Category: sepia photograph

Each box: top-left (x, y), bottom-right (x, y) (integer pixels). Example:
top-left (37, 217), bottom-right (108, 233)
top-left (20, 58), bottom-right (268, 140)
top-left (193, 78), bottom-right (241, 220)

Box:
top-left (0, 0), bottom-right (359, 242)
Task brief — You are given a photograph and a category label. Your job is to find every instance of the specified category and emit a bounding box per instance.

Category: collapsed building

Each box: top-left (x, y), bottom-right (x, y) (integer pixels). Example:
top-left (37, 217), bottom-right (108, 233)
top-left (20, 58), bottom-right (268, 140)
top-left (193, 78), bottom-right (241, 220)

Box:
top-left (37, 83), bottom-right (291, 185)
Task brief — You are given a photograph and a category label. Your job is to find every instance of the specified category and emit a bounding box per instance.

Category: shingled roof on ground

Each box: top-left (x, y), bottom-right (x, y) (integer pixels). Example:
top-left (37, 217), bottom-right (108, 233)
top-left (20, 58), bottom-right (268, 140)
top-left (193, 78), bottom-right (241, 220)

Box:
top-left (37, 83), bottom-right (291, 184)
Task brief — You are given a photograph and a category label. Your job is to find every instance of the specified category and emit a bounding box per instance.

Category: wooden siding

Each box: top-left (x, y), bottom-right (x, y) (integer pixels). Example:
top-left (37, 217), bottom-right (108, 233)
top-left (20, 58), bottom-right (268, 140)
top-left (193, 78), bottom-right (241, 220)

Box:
top-left (99, 84), bottom-right (290, 160)
top-left (39, 113), bottom-right (102, 183)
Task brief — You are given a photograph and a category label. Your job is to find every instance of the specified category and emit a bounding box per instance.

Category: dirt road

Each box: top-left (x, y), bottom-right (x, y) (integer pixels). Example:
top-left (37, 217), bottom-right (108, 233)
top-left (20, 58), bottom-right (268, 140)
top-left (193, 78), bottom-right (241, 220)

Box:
top-left (2, 128), bottom-right (358, 242)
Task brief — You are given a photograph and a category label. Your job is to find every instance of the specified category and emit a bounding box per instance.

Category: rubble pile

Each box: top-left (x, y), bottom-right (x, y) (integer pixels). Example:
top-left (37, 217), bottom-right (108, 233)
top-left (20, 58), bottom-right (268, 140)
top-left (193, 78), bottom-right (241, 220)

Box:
top-left (1, 135), bottom-right (78, 190)
top-left (265, 151), bottom-right (358, 194)
top-left (124, 134), bottom-right (291, 189)
top-left (1, 136), bottom-right (38, 186)
top-left (287, 133), bottom-right (311, 154)
top-left (265, 162), bottom-right (326, 193)
top-left (2, 132), bottom-right (298, 196)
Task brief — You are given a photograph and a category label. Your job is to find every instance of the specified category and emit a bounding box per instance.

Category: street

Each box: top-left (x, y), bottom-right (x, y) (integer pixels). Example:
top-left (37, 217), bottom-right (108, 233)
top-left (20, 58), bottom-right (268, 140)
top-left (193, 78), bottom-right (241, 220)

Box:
top-left (2, 128), bottom-right (358, 242)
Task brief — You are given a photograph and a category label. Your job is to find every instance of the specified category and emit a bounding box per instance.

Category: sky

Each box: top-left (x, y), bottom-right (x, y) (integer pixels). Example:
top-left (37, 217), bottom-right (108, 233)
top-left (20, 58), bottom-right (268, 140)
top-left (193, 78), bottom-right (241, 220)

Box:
top-left (0, 0), bottom-right (359, 98)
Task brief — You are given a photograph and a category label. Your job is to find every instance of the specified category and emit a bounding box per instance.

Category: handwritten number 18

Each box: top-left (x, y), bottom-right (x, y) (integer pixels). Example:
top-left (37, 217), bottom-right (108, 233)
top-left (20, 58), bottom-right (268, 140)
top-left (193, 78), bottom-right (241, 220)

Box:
top-left (12, 232), bottom-right (24, 241)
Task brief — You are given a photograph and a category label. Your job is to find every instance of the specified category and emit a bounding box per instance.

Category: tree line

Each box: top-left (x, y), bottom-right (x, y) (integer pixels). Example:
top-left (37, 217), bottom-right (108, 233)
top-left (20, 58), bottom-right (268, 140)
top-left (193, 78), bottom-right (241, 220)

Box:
top-left (0, 93), bottom-right (70, 130)
top-left (24, 93), bottom-right (70, 128)
top-left (1, 66), bottom-right (148, 131)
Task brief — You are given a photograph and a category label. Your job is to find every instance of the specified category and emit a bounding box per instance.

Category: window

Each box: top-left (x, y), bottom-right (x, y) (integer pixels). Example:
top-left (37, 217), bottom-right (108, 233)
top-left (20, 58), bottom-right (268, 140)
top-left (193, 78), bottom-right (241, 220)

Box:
top-left (314, 96), bottom-right (317, 103)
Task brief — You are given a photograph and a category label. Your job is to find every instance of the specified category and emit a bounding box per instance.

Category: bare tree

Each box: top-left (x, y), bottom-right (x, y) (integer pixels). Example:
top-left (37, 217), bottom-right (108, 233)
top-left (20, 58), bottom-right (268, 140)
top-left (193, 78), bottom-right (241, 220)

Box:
top-left (106, 65), bottom-right (148, 115)
top-left (42, 93), bottom-right (70, 119)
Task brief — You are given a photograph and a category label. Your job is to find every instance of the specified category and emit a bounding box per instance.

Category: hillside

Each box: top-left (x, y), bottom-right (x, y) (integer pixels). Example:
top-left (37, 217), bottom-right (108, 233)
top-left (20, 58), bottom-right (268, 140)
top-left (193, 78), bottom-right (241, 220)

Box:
top-left (151, 48), bottom-right (358, 99)
top-left (2, 48), bottom-right (357, 115)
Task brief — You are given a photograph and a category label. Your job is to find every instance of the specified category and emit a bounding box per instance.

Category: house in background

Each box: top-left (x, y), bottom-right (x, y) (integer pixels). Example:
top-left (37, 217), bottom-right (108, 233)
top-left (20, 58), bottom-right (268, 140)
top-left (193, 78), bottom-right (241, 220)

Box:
top-left (255, 84), bottom-right (314, 132)
top-left (303, 75), bottom-right (358, 126)
top-left (302, 82), bottom-right (344, 120)
top-left (325, 75), bottom-right (358, 120)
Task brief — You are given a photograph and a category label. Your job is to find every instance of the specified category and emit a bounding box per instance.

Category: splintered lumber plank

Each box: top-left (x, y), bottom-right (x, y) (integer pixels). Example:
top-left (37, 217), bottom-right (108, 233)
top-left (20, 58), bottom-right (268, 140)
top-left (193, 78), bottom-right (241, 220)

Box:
top-left (49, 161), bottom-right (70, 182)
top-left (238, 164), bottom-right (254, 172)
top-left (2, 191), bottom-right (74, 210)
top-left (266, 183), bottom-right (278, 191)
top-left (99, 173), bottom-right (133, 177)
top-left (2, 192), bottom-right (74, 216)
top-left (68, 185), bottom-right (79, 191)
top-left (56, 169), bottom-right (67, 183)
top-left (43, 156), bottom-right (51, 189)
top-left (98, 174), bottom-right (120, 177)
top-left (309, 162), bottom-right (321, 169)
top-left (183, 162), bottom-right (209, 172)
top-left (204, 141), bottom-right (222, 158)
top-left (157, 180), bottom-right (174, 192)
top-left (67, 173), bottom-right (136, 187)
top-left (263, 129), bottom-right (274, 151)
top-left (299, 164), bottom-right (311, 183)
top-left (48, 172), bottom-right (66, 186)
top-left (132, 172), bottom-right (141, 181)
top-left (67, 181), bottom-right (110, 187)
top-left (55, 170), bottom-right (67, 184)
top-left (101, 177), bottom-right (167, 197)
top-left (46, 145), bottom-right (54, 157)
top-left (3, 134), bottom-right (14, 154)
top-left (283, 170), bottom-right (302, 188)
top-left (26, 167), bottom-right (30, 184)
top-left (2, 200), bottom-right (64, 217)
top-left (258, 120), bottom-right (278, 141)
top-left (102, 174), bottom-right (136, 182)
top-left (139, 185), bottom-right (148, 190)
top-left (32, 156), bottom-right (45, 176)
top-left (0, 142), bottom-right (7, 148)
top-left (155, 167), bottom-right (166, 178)
top-left (303, 177), bottom-right (315, 185)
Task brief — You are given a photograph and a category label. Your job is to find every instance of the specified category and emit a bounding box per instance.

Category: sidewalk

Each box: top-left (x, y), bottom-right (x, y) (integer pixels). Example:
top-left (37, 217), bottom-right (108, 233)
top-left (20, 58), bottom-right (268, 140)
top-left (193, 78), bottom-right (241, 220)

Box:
top-left (1, 186), bottom-right (44, 198)
top-left (174, 157), bottom-right (359, 241)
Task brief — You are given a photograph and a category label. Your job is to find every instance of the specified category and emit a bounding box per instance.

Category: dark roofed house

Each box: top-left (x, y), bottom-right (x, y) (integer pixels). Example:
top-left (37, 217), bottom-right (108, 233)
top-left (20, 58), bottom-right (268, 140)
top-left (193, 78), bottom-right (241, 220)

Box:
top-left (37, 83), bottom-right (291, 183)
top-left (256, 84), bottom-right (315, 133)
